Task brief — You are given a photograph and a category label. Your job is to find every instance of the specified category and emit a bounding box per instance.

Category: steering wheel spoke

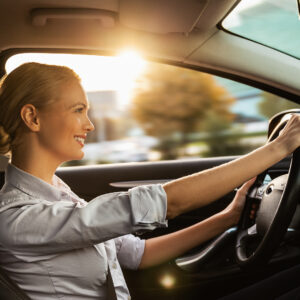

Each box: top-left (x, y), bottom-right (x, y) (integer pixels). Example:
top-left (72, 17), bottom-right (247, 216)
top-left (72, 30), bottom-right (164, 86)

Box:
top-left (248, 223), bottom-right (257, 236)
top-left (236, 224), bottom-right (260, 262)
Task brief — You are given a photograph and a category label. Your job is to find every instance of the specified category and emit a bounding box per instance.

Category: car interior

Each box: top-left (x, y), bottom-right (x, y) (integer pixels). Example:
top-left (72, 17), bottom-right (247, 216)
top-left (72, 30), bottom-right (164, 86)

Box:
top-left (1, 0), bottom-right (300, 299)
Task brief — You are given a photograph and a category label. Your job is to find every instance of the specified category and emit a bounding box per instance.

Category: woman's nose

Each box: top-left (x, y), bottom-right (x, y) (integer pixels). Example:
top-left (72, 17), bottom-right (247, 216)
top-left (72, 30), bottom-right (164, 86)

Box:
top-left (85, 116), bottom-right (95, 132)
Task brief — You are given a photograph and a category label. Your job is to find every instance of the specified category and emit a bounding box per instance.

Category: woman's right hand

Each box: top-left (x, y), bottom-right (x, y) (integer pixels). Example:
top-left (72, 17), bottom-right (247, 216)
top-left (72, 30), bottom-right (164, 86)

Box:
top-left (272, 114), bottom-right (300, 156)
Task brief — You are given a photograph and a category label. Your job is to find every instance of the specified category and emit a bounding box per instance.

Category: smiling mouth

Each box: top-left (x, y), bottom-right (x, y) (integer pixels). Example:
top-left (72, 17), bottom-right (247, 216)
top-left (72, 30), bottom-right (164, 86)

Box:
top-left (74, 136), bottom-right (85, 147)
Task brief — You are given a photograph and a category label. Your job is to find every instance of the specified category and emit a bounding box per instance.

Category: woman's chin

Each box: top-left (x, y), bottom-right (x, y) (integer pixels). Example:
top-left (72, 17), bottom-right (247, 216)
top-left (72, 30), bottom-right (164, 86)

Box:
top-left (67, 151), bottom-right (84, 162)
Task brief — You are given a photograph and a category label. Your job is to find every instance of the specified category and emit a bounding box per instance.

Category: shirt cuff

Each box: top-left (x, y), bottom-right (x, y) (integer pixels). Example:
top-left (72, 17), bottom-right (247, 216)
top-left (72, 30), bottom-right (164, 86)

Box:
top-left (128, 184), bottom-right (168, 230)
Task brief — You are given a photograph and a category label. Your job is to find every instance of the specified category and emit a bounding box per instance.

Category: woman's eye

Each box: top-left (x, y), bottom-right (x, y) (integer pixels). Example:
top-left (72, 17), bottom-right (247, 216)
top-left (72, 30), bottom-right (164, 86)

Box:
top-left (75, 107), bottom-right (84, 113)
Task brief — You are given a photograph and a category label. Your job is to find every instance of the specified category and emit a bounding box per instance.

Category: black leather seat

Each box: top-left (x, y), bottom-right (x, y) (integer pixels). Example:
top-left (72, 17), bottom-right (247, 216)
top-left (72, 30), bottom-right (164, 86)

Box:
top-left (0, 266), bottom-right (30, 299)
top-left (0, 171), bottom-right (30, 299)
top-left (0, 172), bottom-right (4, 189)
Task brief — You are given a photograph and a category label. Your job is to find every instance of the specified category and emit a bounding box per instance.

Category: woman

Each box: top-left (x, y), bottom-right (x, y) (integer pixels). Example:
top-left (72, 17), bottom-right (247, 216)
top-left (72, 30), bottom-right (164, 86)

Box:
top-left (0, 62), bottom-right (299, 300)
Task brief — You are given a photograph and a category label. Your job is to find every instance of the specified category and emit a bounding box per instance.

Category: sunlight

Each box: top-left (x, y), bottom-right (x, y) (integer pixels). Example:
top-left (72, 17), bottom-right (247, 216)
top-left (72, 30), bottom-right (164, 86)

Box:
top-left (115, 50), bottom-right (147, 107)
top-left (159, 274), bottom-right (176, 289)
top-left (5, 50), bottom-right (147, 107)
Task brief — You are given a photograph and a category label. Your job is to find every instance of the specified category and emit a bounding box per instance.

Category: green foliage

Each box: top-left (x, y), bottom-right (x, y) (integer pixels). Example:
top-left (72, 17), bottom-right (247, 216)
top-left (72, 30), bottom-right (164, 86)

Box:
top-left (131, 63), bottom-right (236, 158)
top-left (199, 111), bottom-right (255, 156)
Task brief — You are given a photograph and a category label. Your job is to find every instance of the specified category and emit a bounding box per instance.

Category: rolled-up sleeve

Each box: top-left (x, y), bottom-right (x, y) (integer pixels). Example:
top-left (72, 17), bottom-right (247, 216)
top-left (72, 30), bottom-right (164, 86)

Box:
top-left (114, 234), bottom-right (145, 270)
top-left (128, 184), bottom-right (168, 230)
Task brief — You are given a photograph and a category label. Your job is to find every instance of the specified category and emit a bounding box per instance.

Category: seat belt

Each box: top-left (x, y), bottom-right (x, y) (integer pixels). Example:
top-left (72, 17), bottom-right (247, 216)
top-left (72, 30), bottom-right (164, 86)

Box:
top-left (107, 267), bottom-right (117, 300)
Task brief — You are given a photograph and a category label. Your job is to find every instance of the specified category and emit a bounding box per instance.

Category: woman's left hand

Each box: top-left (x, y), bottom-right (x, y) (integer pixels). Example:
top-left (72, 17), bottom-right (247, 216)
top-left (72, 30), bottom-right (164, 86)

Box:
top-left (224, 177), bottom-right (256, 225)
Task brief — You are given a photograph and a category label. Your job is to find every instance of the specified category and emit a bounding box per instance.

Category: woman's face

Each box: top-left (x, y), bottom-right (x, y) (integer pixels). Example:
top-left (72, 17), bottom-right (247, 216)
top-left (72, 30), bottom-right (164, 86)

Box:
top-left (37, 80), bottom-right (94, 164)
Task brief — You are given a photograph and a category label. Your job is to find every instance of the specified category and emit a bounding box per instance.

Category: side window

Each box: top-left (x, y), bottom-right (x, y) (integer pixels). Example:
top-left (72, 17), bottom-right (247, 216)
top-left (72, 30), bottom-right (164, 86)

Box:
top-left (6, 53), bottom-right (300, 166)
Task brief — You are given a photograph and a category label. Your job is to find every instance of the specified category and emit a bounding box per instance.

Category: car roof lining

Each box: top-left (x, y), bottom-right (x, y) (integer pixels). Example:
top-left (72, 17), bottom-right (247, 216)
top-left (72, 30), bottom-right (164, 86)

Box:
top-left (0, 0), bottom-right (299, 99)
top-left (187, 30), bottom-right (300, 97)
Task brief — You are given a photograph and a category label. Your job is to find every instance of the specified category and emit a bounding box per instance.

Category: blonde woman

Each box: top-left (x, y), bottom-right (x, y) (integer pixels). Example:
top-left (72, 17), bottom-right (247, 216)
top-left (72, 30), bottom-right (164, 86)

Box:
top-left (0, 62), bottom-right (299, 300)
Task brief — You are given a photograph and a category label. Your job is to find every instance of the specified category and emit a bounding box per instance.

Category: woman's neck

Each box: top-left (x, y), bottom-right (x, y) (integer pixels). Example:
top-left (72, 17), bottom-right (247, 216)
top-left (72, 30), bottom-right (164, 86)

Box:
top-left (11, 147), bottom-right (60, 185)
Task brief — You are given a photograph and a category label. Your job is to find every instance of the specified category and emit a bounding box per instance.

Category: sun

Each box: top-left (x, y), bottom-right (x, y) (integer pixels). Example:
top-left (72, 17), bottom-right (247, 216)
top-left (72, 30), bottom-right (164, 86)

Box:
top-left (114, 50), bottom-right (147, 107)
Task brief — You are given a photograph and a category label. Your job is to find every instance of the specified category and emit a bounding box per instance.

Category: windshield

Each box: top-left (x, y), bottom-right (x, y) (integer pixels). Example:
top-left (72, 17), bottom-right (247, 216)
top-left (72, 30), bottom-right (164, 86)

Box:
top-left (223, 0), bottom-right (300, 59)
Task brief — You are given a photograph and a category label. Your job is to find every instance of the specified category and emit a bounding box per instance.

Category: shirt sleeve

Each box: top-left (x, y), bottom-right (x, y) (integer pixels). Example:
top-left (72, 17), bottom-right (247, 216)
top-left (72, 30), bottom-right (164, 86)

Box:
top-left (0, 184), bottom-right (167, 255)
top-left (114, 234), bottom-right (145, 270)
top-left (128, 184), bottom-right (168, 231)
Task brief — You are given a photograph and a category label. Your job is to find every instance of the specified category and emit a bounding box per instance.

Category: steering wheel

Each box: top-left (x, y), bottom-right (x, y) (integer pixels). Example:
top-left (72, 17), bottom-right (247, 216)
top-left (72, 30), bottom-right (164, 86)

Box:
top-left (236, 110), bottom-right (300, 268)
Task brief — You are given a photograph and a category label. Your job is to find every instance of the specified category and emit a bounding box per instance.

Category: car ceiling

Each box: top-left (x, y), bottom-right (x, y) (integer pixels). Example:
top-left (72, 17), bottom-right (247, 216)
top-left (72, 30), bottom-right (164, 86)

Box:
top-left (0, 0), bottom-right (300, 99)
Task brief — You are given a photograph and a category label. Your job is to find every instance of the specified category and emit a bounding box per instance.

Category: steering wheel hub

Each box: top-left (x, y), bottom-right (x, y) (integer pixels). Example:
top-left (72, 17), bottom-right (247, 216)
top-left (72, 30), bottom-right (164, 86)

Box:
top-left (256, 174), bottom-right (287, 236)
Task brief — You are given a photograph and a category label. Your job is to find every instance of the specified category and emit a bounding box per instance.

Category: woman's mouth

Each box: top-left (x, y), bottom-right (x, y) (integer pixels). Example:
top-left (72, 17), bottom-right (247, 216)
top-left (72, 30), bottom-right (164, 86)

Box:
top-left (74, 136), bottom-right (85, 147)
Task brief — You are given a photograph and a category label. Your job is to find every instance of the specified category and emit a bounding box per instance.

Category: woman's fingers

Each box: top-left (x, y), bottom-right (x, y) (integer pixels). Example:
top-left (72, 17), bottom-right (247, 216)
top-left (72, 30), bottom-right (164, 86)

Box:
top-left (276, 114), bottom-right (300, 154)
top-left (239, 177), bottom-right (256, 194)
top-left (228, 177), bottom-right (257, 223)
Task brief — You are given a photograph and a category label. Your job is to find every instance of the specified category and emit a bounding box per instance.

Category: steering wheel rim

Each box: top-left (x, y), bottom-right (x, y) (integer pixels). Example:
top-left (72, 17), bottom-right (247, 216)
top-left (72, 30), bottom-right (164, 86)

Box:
top-left (235, 111), bottom-right (300, 268)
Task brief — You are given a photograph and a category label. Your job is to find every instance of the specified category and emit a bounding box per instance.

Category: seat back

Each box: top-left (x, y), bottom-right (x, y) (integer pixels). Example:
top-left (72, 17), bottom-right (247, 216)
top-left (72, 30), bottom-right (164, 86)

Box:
top-left (0, 171), bottom-right (4, 189)
top-left (0, 266), bottom-right (30, 299)
top-left (0, 171), bottom-right (30, 299)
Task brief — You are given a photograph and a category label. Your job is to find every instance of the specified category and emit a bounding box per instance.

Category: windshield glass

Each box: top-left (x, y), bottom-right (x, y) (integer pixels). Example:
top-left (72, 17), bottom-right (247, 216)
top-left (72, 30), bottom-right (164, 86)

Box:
top-left (223, 0), bottom-right (300, 59)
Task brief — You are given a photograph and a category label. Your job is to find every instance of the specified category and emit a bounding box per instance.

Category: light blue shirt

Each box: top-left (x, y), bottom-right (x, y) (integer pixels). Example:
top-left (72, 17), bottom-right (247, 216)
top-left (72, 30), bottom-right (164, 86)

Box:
top-left (0, 164), bottom-right (168, 299)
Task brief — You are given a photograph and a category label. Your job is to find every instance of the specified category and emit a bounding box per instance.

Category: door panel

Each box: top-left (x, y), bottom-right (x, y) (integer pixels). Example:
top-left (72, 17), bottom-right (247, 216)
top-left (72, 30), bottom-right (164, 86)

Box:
top-left (56, 156), bottom-right (238, 199)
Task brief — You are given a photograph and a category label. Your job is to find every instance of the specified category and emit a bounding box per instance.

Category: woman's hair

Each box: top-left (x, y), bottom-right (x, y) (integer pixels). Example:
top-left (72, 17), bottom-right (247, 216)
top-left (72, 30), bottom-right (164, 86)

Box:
top-left (0, 62), bottom-right (81, 155)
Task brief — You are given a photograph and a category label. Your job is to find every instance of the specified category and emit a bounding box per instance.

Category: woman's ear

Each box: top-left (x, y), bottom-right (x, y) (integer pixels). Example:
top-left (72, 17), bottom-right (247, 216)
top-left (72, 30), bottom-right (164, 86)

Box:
top-left (20, 104), bottom-right (40, 132)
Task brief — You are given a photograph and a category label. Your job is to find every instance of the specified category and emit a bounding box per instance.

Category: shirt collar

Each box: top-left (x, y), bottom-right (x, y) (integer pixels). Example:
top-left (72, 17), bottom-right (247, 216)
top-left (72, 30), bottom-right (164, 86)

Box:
top-left (5, 163), bottom-right (62, 201)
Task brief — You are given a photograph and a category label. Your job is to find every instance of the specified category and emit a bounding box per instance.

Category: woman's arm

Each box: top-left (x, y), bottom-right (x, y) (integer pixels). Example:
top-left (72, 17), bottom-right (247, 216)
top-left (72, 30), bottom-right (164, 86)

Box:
top-left (163, 115), bottom-right (300, 219)
top-left (139, 179), bottom-right (255, 269)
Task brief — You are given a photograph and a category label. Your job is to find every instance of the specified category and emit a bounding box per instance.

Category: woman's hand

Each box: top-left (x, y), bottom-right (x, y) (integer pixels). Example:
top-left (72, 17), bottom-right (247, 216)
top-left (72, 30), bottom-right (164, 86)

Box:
top-left (272, 114), bottom-right (300, 156)
top-left (223, 177), bottom-right (256, 225)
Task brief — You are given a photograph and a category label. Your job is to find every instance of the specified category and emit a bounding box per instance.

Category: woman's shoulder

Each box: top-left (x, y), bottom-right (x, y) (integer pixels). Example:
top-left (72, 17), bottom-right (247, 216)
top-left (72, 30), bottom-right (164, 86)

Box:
top-left (0, 183), bottom-right (44, 213)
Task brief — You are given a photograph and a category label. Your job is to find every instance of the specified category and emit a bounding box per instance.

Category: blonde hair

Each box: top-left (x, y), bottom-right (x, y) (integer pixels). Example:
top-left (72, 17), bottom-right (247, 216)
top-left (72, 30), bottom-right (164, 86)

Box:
top-left (0, 62), bottom-right (81, 155)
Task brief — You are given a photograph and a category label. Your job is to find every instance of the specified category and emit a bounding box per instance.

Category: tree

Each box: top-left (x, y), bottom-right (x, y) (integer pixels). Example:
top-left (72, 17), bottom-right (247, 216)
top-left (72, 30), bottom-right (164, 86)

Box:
top-left (258, 92), bottom-right (300, 119)
top-left (131, 63), bottom-right (236, 158)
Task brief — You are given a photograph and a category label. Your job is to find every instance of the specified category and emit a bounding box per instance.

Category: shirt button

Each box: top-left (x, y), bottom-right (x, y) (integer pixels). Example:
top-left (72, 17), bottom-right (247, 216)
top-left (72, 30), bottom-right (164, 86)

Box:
top-left (112, 262), bottom-right (117, 269)
top-left (128, 297), bottom-right (131, 300)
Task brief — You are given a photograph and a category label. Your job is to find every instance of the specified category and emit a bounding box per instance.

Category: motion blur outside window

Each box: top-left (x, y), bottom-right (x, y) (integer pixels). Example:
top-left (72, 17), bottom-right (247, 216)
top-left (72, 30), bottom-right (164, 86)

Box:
top-left (6, 52), bottom-right (300, 166)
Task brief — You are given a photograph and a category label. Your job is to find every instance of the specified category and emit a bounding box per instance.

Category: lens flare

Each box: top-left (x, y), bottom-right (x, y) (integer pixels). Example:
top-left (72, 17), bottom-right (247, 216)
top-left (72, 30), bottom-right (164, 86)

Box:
top-left (159, 274), bottom-right (176, 289)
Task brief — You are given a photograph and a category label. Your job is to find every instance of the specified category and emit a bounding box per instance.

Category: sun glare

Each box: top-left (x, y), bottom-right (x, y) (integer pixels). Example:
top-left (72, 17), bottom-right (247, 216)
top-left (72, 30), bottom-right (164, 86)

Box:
top-left (5, 50), bottom-right (147, 107)
top-left (115, 50), bottom-right (147, 106)
top-left (159, 274), bottom-right (176, 289)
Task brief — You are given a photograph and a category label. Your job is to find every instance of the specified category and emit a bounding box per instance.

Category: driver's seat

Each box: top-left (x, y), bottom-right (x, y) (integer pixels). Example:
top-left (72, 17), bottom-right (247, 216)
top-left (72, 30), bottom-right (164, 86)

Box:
top-left (0, 172), bottom-right (30, 299)
top-left (0, 265), bottom-right (30, 299)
